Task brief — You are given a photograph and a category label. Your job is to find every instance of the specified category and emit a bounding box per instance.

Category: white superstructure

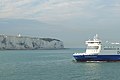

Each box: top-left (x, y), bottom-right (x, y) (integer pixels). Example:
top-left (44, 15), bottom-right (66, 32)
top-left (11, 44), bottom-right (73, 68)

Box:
top-left (85, 34), bottom-right (102, 55)
top-left (73, 34), bottom-right (102, 55)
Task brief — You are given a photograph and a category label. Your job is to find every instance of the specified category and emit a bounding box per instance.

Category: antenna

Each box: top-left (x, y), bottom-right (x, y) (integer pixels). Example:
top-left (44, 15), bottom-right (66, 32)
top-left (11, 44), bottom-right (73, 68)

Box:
top-left (17, 34), bottom-right (21, 37)
top-left (93, 34), bottom-right (98, 40)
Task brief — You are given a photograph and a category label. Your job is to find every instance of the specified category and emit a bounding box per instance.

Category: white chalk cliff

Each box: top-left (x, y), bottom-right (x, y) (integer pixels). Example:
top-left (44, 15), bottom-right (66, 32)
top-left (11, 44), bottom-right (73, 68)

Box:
top-left (0, 35), bottom-right (64, 50)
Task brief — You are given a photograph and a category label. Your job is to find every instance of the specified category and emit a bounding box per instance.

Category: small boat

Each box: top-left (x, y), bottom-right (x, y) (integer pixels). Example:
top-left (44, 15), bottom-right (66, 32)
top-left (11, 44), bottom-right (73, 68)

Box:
top-left (73, 34), bottom-right (120, 62)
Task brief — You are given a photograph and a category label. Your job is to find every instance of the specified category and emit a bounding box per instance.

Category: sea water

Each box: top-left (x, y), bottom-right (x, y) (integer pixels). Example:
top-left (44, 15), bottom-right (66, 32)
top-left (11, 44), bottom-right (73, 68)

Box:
top-left (0, 48), bottom-right (120, 80)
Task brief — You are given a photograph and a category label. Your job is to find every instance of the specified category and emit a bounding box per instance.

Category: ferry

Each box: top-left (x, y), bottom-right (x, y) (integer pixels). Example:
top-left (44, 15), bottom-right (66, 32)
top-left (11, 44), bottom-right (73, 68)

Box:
top-left (73, 34), bottom-right (120, 62)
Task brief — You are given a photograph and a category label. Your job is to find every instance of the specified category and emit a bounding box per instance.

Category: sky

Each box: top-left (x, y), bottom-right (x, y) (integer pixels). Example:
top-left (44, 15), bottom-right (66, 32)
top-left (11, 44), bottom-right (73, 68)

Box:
top-left (0, 0), bottom-right (120, 48)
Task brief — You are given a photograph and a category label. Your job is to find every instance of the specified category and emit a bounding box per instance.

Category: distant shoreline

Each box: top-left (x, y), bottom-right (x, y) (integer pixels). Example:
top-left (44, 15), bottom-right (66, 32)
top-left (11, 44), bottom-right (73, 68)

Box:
top-left (0, 34), bottom-right (64, 50)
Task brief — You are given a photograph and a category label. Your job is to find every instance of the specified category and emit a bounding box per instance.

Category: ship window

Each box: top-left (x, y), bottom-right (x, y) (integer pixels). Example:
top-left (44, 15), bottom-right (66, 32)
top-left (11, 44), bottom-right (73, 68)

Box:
top-left (87, 46), bottom-right (99, 49)
top-left (96, 42), bottom-right (101, 44)
top-left (88, 42), bottom-right (94, 44)
top-left (88, 42), bottom-right (101, 44)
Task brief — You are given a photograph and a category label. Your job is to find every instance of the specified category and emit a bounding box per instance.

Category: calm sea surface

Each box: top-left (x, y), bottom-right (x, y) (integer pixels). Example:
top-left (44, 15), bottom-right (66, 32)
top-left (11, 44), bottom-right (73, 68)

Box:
top-left (0, 48), bottom-right (120, 80)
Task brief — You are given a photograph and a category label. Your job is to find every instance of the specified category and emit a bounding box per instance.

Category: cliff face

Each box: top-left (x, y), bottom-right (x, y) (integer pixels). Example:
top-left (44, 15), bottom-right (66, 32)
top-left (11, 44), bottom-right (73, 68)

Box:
top-left (0, 35), bottom-right (64, 50)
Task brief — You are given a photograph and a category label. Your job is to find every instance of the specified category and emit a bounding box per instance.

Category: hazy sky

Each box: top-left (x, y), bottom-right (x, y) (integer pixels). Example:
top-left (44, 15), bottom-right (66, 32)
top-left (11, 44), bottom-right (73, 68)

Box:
top-left (0, 0), bottom-right (120, 48)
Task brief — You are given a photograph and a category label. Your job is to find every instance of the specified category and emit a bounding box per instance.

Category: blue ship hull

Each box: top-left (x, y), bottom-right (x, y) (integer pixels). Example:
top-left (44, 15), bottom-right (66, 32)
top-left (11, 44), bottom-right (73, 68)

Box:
top-left (73, 55), bottom-right (120, 62)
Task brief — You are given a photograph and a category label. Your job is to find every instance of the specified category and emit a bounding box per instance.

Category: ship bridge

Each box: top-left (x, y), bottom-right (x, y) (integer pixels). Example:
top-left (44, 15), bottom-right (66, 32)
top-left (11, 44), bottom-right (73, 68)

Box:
top-left (85, 34), bottom-right (102, 55)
